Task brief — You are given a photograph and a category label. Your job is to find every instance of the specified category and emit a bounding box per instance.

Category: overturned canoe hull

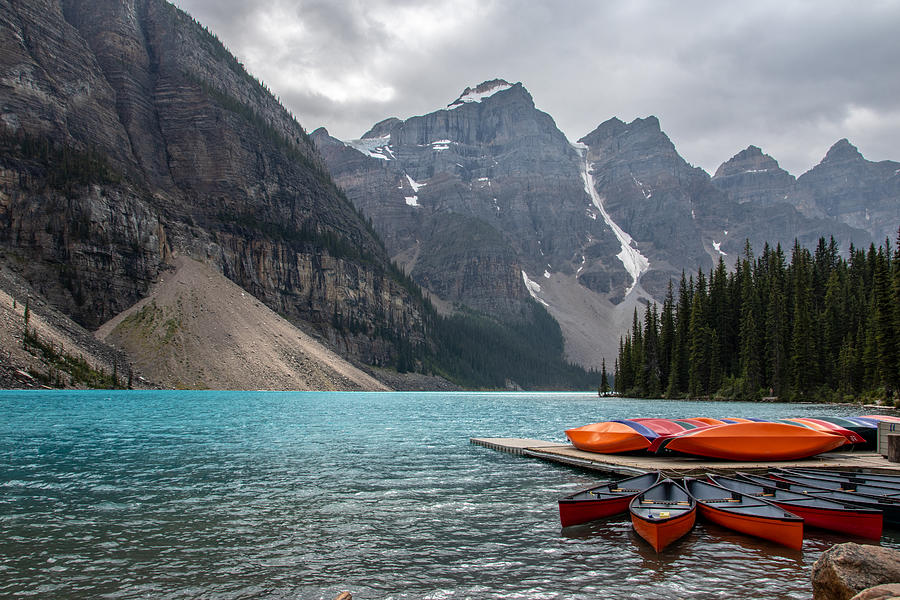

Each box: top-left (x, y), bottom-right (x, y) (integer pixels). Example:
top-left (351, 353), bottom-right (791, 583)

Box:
top-left (565, 421), bottom-right (653, 454)
top-left (662, 422), bottom-right (846, 461)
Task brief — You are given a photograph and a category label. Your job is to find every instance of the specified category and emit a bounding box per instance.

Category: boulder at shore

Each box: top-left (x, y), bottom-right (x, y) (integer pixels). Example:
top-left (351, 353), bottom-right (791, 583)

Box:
top-left (812, 543), bottom-right (900, 600)
top-left (850, 583), bottom-right (900, 600)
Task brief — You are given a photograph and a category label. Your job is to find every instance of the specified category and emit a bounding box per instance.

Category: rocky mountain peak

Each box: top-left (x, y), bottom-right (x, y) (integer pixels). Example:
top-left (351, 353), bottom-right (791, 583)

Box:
top-left (578, 115), bottom-right (667, 151)
top-left (713, 145), bottom-right (788, 179)
top-left (447, 79), bottom-right (525, 108)
top-left (822, 138), bottom-right (864, 164)
top-left (711, 145), bottom-right (796, 207)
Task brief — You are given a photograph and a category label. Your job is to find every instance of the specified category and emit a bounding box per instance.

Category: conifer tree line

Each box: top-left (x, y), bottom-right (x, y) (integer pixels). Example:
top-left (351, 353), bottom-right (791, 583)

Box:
top-left (614, 232), bottom-right (900, 403)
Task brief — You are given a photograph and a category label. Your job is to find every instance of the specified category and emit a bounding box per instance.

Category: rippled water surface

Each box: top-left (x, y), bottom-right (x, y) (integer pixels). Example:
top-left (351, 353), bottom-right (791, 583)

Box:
top-left (2, 390), bottom-right (898, 599)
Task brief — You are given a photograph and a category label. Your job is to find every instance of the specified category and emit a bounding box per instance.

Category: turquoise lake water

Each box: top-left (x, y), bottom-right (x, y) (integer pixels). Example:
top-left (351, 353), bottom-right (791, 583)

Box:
top-left (1, 390), bottom-right (897, 599)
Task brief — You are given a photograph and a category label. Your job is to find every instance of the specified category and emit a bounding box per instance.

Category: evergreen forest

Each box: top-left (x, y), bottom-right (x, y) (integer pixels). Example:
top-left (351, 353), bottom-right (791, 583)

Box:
top-left (614, 233), bottom-right (900, 403)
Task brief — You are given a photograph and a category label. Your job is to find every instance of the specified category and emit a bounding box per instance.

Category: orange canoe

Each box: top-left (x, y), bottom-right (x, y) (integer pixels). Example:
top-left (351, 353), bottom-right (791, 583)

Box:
top-left (630, 479), bottom-right (696, 552)
top-left (660, 422), bottom-right (846, 461)
top-left (685, 478), bottom-right (803, 550)
top-left (565, 421), bottom-right (652, 454)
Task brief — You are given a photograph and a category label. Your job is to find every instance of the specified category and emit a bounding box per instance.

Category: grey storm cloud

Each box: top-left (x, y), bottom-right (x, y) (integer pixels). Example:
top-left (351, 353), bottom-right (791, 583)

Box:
top-left (173, 0), bottom-right (900, 175)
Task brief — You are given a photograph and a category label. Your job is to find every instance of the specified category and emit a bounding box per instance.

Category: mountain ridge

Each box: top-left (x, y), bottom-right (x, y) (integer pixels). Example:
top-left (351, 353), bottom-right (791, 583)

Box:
top-left (314, 78), bottom-right (888, 369)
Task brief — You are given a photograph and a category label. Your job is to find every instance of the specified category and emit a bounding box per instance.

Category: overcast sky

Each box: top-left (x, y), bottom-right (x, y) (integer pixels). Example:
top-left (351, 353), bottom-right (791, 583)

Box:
top-left (172, 0), bottom-right (900, 176)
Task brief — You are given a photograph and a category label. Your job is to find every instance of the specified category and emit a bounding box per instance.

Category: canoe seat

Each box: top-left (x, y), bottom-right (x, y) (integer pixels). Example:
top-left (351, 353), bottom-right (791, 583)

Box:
top-left (643, 499), bottom-right (689, 505)
top-left (706, 498), bottom-right (741, 503)
top-left (612, 488), bottom-right (640, 492)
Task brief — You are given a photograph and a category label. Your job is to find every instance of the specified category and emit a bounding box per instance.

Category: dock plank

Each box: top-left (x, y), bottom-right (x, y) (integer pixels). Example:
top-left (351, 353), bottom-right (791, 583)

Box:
top-left (470, 437), bottom-right (900, 477)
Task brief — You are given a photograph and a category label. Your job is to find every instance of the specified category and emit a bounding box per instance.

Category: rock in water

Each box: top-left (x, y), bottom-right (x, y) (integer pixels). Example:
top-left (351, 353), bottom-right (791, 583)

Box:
top-left (850, 583), bottom-right (900, 600)
top-left (812, 543), bottom-right (900, 600)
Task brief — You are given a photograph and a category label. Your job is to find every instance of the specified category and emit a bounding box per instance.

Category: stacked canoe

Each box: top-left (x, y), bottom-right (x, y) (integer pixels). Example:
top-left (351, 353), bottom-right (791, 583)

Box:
top-left (564, 415), bottom-right (897, 460)
top-left (559, 467), bottom-right (894, 552)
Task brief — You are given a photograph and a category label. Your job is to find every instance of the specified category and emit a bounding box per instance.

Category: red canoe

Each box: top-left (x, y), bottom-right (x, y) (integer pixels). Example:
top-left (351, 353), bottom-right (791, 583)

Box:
top-left (708, 473), bottom-right (882, 540)
top-left (629, 479), bottom-right (696, 552)
top-left (685, 478), bottom-right (803, 550)
top-left (659, 422), bottom-right (846, 461)
top-left (558, 471), bottom-right (662, 527)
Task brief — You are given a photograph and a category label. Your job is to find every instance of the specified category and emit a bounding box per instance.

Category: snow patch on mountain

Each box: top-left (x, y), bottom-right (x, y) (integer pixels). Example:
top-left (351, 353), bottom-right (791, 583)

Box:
top-left (448, 80), bottom-right (513, 109)
top-left (522, 271), bottom-right (549, 307)
top-left (575, 145), bottom-right (650, 296)
top-left (405, 174), bottom-right (425, 192)
top-left (345, 135), bottom-right (393, 160)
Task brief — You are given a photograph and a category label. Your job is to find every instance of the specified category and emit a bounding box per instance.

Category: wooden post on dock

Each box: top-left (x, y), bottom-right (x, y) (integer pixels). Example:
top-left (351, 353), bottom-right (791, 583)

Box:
top-left (888, 435), bottom-right (900, 463)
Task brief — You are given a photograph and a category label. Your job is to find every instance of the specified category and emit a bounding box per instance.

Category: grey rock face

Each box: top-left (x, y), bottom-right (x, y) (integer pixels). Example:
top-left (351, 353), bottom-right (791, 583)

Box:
top-left (0, 0), bottom-right (427, 363)
top-left (578, 116), bottom-right (712, 297)
top-left (314, 80), bottom-right (625, 319)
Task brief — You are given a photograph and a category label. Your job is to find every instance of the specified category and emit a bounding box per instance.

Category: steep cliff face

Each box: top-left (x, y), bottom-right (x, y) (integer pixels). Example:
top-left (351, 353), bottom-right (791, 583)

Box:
top-left (0, 0), bottom-right (426, 365)
top-left (577, 116), bottom-right (712, 297)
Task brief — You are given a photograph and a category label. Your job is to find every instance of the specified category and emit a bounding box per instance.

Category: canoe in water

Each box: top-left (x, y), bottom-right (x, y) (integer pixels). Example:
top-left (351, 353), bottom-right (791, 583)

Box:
top-left (629, 479), bottom-right (696, 552)
top-left (708, 473), bottom-right (883, 540)
top-left (558, 471), bottom-right (662, 527)
top-left (684, 478), bottom-right (803, 550)
top-left (657, 422), bottom-right (846, 460)
top-left (736, 472), bottom-right (900, 528)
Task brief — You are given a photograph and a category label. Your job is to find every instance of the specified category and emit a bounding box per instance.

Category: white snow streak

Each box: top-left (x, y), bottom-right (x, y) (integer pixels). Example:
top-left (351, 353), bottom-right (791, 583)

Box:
top-left (405, 196), bottom-right (420, 207)
top-left (713, 241), bottom-right (727, 256)
top-left (632, 175), bottom-right (652, 199)
top-left (576, 146), bottom-right (649, 296)
top-left (405, 174), bottom-right (425, 192)
top-left (521, 271), bottom-right (549, 307)
top-left (576, 255), bottom-right (586, 277)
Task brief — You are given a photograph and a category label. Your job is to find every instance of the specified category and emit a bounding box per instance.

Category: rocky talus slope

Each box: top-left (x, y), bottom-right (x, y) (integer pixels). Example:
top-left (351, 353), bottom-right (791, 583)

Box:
top-left (96, 256), bottom-right (390, 391)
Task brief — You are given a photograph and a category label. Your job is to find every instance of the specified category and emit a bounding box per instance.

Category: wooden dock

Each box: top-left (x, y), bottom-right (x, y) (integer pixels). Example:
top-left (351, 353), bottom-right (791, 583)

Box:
top-left (470, 437), bottom-right (900, 477)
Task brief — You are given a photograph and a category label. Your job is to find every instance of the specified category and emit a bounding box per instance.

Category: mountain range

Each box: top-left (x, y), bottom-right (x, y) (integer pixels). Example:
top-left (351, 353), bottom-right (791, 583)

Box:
top-left (0, 1), bottom-right (896, 387)
top-left (312, 79), bottom-right (897, 368)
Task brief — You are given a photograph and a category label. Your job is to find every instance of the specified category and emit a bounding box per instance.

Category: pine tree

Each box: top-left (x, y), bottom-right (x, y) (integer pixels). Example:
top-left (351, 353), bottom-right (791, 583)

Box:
top-left (658, 281), bottom-right (676, 393)
top-left (764, 245), bottom-right (787, 398)
top-left (688, 270), bottom-right (709, 398)
top-left (600, 358), bottom-right (610, 395)
top-left (739, 254), bottom-right (762, 397)
top-left (872, 247), bottom-right (898, 393)
top-left (821, 270), bottom-right (846, 389)
top-left (643, 304), bottom-right (661, 397)
top-left (790, 243), bottom-right (815, 398)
